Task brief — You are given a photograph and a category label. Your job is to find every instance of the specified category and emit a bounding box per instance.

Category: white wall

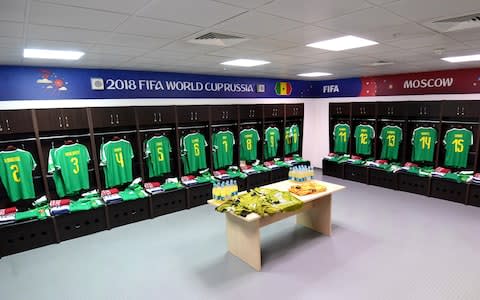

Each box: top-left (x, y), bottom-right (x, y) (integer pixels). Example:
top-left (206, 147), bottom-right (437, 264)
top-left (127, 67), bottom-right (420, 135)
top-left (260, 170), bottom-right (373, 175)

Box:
top-left (302, 94), bottom-right (480, 169)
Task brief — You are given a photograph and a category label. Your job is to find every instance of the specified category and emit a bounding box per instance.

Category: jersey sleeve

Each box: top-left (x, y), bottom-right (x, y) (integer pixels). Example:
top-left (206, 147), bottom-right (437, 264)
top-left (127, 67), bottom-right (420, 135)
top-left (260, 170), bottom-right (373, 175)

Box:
top-left (398, 127), bottom-right (403, 142)
top-left (29, 152), bottom-right (37, 171)
top-left (470, 131), bottom-right (474, 146)
top-left (145, 139), bottom-right (151, 157)
top-left (379, 127), bottom-right (385, 140)
top-left (370, 125), bottom-right (375, 138)
top-left (47, 149), bottom-right (56, 173)
top-left (128, 142), bottom-right (134, 158)
top-left (354, 126), bottom-right (360, 139)
top-left (203, 134), bottom-right (208, 147)
top-left (84, 146), bottom-right (91, 163)
top-left (231, 132), bottom-right (235, 145)
top-left (256, 129), bottom-right (260, 142)
top-left (99, 143), bottom-right (107, 166)
top-left (167, 138), bottom-right (172, 152)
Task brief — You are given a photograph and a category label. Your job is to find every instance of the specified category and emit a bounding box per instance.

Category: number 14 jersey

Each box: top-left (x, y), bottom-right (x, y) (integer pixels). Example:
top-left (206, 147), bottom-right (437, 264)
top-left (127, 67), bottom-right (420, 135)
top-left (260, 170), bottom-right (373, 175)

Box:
top-left (411, 127), bottom-right (437, 162)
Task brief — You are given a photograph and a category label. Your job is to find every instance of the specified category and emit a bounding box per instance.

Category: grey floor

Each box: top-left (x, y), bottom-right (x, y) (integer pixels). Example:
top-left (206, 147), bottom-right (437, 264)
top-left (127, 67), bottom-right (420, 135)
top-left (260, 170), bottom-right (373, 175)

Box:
top-left (2, 171), bottom-right (480, 300)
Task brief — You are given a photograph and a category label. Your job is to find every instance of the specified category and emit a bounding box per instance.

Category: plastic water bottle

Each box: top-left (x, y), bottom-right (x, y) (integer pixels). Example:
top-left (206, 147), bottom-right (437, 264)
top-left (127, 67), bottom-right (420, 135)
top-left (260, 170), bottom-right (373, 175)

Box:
top-left (233, 180), bottom-right (238, 200)
top-left (288, 167), bottom-right (293, 181)
top-left (212, 183), bottom-right (218, 200)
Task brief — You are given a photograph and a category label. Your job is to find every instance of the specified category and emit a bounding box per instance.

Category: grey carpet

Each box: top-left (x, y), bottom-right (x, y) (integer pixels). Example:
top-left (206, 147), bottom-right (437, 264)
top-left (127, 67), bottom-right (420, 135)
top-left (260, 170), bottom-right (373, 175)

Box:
top-left (1, 171), bottom-right (480, 300)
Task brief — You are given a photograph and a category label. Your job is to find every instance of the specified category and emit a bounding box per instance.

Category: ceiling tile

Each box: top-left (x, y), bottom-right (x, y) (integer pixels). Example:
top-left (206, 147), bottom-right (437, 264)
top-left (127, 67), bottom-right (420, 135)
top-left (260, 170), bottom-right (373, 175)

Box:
top-left (269, 25), bottom-right (342, 44)
top-left (212, 0), bottom-right (273, 9)
top-left (27, 24), bottom-right (109, 43)
top-left (159, 41), bottom-right (225, 54)
top-left (0, 21), bottom-right (24, 38)
top-left (383, 0), bottom-right (480, 22)
top-left (386, 34), bottom-right (467, 50)
top-left (100, 33), bottom-right (171, 49)
top-left (258, 0), bottom-right (372, 23)
top-left (29, 1), bottom-right (128, 31)
top-left (315, 7), bottom-right (408, 33)
top-left (358, 23), bottom-right (435, 43)
top-left (79, 53), bottom-right (133, 64)
top-left (235, 38), bottom-right (297, 52)
top-left (0, 37), bottom-right (23, 48)
top-left (143, 49), bottom-right (196, 60)
top-left (208, 47), bottom-right (266, 58)
top-left (26, 39), bottom-right (93, 51)
top-left (0, 0), bottom-right (26, 22)
top-left (366, 0), bottom-right (400, 4)
top-left (344, 44), bottom-right (402, 56)
top-left (254, 53), bottom-right (319, 65)
top-left (274, 46), bottom-right (329, 58)
top-left (212, 11), bottom-right (304, 37)
top-left (446, 28), bottom-right (480, 42)
top-left (137, 0), bottom-right (246, 27)
top-left (36, 0), bottom-right (151, 14)
top-left (115, 17), bottom-right (202, 39)
top-left (90, 44), bottom-right (149, 56)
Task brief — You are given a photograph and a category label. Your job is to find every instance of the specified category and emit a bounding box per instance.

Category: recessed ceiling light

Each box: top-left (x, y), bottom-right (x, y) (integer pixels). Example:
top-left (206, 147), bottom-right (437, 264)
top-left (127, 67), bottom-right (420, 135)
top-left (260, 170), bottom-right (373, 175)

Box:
top-left (23, 48), bottom-right (85, 60)
top-left (306, 35), bottom-right (378, 51)
top-left (297, 72), bottom-right (332, 77)
top-left (363, 61), bottom-right (395, 67)
top-left (220, 59), bottom-right (270, 67)
top-left (441, 54), bottom-right (480, 63)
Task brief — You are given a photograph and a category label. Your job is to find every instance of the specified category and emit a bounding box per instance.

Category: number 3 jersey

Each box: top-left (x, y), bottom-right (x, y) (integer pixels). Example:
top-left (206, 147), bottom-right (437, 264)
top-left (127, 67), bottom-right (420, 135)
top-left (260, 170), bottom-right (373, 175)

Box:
top-left (443, 128), bottom-right (473, 168)
top-left (0, 149), bottom-right (37, 202)
top-left (48, 143), bottom-right (91, 197)
top-left (145, 136), bottom-right (172, 178)
top-left (100, 139), bottom-right (134, 188)
top-left (354, 124), bottom-right (375, 155)
top-left (379, 125), bottom-right (403, 160)
top-left (411, 127), bottom-right (437, 162)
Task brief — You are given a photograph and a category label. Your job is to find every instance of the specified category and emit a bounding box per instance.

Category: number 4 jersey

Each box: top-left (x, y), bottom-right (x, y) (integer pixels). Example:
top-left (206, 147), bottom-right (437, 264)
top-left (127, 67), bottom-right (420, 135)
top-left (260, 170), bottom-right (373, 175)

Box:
top-left (411, 127), bottom-right (437, 162)
top-left (0, 149), bottom-right (37, 202)
top-left (48, 143), bottom-right (91, 197)
top-left (100, 139), bottom-right (134, 188)
top-left (443, 128), bottom-right (473, 168)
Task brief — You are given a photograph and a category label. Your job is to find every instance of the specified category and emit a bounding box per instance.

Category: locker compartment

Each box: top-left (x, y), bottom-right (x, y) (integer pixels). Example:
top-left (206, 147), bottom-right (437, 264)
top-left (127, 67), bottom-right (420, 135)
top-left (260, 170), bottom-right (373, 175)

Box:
top-left (210, 105), bottom-right (238, 122)
top-left (397, 172), bottom-right (430, 196)
top-left (107, 198), bottom-right (150, 229)
top-left (136, 106), bottom-right (176, 127)
top-left (36, 108), bottom-right (89, 131)
top-left (269, 167), bottom-right (289, 183)
top-left (407, 101), bottom-right (441, 120)
top-left (247, 172), bottom-right (270, 189)
top-left (430, 177), bottom-right (467, 204)
top-left (0, 110), bottom-right (34, 134)
top-left (352, 102), bottom-right (376, 118)
top-left (263, 104), bottom-right (284, 119)
top-left (467, 184), bottom-right (480, 207)
top-left (344, 164), bottom-right (368, 184)
top-left (286, 104), bottom-right (304, 118)
top-left (322, 159), bottom-right (344, 178)
top-left (239, 105), bottom-right (262, 121)
top-left (330, 103), bottom-right (350, 118)
top-left (55, 207), bottom-right (107, 241)
top-left (176, 106), bottom-right (209, 123)
top-left (368, 168), bottom-right (398, 190)
top-left (187, 183), bottom-right (212, 208)
top-left (91, 107), bottom-right (136, 128)
top-left (151, 188), bottom-right (187, 218)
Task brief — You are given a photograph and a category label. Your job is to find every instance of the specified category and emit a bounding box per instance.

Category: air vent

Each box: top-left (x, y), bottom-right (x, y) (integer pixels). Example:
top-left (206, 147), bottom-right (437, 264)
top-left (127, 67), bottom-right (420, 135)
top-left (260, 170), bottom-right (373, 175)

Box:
top-left (425, 12), bottom-right (480, 32)
top-left (187, 32), bottom-right (247, 47)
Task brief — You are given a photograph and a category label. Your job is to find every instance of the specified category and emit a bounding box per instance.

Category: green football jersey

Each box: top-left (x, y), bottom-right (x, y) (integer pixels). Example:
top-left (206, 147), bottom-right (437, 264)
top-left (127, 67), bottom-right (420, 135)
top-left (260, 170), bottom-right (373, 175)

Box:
top-left (181, 133), bottom-right (208, 174)
top-left (264, 127), bottom-right (280, 159)
top-left (411, 127), bottom-right (437, 162)
top-left (333, 123), bottom-right (350, 154)
top-left (48, 143), bottom-right (91, 196)
top-left (212, 131), bottom-right (235, 169)
top-left (239, 128), bottom-right (260, 161)
top-left (284, 127), bottom-right (291, 155)
top-left (290, 124), bottom-right (300, 153)
top-left (354, 124), bottom-right (375, 155)
top-left (380, 126), bottom-right (403, 160)
top-left (0, 149), bottom-right (37, 202)
top-left (145, 136), bottom-right (172, 178)
top-left (443, 128), bottom-right (473, 168)
top-left (100, 139), bottom-right (134, 188)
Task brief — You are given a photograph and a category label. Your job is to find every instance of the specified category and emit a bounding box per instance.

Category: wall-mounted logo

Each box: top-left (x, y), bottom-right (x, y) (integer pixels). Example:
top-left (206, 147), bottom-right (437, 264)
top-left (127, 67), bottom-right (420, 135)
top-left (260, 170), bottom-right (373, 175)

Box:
top-left (256, 83), bottom-right (265, 93)
top-left (323, 84), bottom-right (340, 93)
top-left (90, 77), bottom-right (105, 90)
top-left (36, 69), bottom-right (69, 92)
top-left (275, 82), bottom-right (292, 96)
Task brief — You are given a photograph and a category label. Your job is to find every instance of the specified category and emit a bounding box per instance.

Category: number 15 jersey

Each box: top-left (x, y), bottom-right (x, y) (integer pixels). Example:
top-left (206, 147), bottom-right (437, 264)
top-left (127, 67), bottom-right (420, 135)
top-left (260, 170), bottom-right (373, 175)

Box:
top-left (100, 139), bottom-right (134, 188)
top-left (443, 128), bottom-right (473, 168)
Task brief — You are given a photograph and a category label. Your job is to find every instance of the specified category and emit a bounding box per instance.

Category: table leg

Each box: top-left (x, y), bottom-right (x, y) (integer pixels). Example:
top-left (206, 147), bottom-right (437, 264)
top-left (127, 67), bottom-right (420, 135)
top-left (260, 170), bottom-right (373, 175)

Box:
top-left (296, 194), bottom-right (332, 236)
top-left (225, 213), bottom-right (261, 271)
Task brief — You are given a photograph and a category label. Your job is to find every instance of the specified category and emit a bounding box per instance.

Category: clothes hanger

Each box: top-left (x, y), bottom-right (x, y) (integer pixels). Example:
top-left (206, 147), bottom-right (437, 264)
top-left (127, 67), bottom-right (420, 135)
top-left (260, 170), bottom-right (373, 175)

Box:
top-left (6, 145), bottom-right (16, 151)
top-left (64, 139), bottom-right (74, 145)
top-left (112, 135), bottom-right (121, 141)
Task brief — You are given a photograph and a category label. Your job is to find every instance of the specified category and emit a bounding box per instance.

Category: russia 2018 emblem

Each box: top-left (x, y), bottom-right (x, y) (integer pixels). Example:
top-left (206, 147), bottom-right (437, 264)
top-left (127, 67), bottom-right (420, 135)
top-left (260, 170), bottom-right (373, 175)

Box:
top-left (36, 69), bottom-right (69, 92)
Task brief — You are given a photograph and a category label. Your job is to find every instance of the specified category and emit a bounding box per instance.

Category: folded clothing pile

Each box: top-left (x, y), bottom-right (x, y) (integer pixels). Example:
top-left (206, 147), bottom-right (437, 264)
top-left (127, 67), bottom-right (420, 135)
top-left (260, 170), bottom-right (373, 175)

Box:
top-left (196, 170), bottom-right (217, 184)
top-left (215, 188), bottom-right (303, 217)
top-left (324, 153), bottom-right (350, 164)
top-left (50, 191), bottom-right (104, 216)
top-left (213, 169), bottom-right (231, 180)
top-left (144, 180), bottom-right (183, 194)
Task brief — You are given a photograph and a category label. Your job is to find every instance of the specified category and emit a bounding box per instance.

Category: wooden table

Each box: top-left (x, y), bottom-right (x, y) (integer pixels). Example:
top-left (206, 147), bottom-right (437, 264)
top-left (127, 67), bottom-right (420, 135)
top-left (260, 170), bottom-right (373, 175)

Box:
top-left (208, 180), bottom-right (345, 271)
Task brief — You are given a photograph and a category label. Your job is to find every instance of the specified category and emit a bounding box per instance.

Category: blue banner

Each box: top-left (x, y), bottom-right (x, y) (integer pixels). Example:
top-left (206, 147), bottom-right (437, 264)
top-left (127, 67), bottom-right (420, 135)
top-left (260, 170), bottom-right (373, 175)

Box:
top-left (310, 78), bottom-right (363, 98)
top-left (1, 66), bottom-right (315, 100)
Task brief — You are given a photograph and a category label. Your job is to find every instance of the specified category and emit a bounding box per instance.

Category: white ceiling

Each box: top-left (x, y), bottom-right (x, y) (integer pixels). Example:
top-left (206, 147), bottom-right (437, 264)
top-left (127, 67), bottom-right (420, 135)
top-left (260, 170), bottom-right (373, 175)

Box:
top-left (1, 0), bottom-right (480, 79)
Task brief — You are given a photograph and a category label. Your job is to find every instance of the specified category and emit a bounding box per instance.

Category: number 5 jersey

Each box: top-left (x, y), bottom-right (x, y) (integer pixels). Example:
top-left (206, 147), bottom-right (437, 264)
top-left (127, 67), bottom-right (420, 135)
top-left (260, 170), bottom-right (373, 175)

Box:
top-left (100, 139), bottom-right (134, 188)
top-left (0, 149), bottom-right (37, 202)
top-left (48, 143), bottom-right (91, 197)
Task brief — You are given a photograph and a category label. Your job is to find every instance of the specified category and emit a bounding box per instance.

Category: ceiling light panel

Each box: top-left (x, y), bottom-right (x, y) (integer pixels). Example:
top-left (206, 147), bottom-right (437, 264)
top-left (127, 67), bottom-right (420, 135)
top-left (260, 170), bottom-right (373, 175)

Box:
top-left (442, 54), bottom-right (480, 63)
top-left (221, 59), bottom-right (271, 67)
top-left (306, 35), bottom-right (378, 51)
top-left (297, 72), bottom-right (332, 77)
top-left (23, 48), bottom-right (85, 60)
